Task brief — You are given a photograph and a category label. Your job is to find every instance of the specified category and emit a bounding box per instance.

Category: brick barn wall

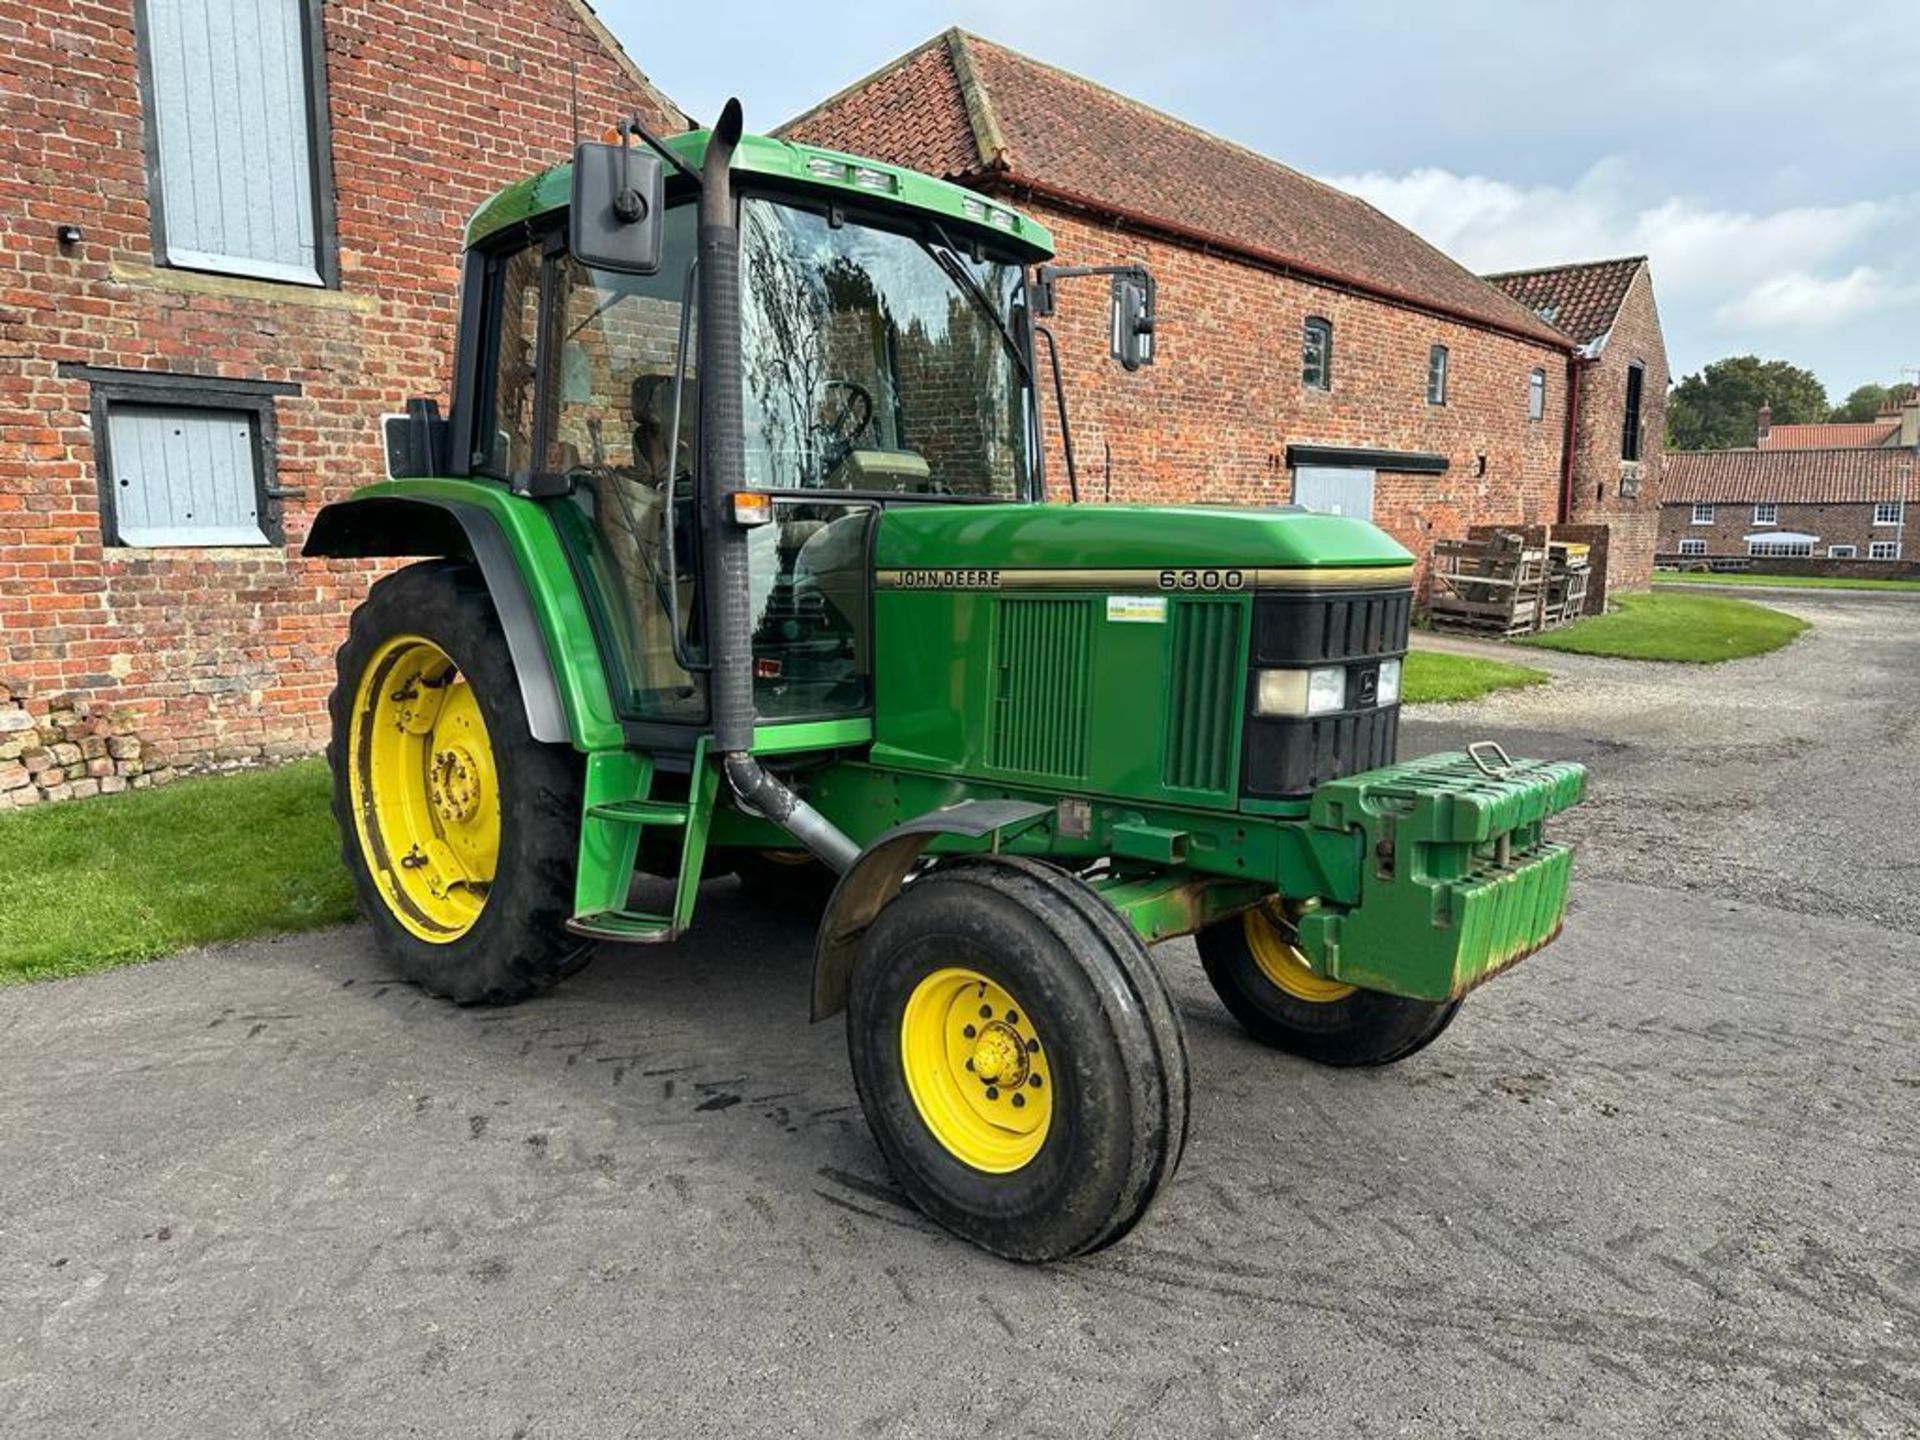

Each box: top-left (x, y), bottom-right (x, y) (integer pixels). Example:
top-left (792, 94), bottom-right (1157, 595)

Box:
top-left (0, 0), bottom-right (678, 801)
top-left (994, 195), bottom-right (1570, 591)
top-left (1569, 265), bottom-right (1667, 593)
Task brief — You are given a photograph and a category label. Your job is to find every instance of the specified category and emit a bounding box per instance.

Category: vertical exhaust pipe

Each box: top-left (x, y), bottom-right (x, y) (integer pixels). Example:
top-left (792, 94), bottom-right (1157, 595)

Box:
top-left (695, 100), bottom-right (858, 872)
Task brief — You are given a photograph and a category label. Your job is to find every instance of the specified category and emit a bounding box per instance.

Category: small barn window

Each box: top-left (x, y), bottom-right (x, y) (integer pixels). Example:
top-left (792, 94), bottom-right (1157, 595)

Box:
top-left (135, 0), bottom-right (335, 285)
top-left (1528, 368), bottom-right (1546, 421)
top-left (1874, 501), bottom-right (1904, 526)
top-left (1427, 345), bottom-right (1449, 405)
top-left (1828, 545), bottom-right (1856, 558)
top-left (1753, 503), bottom-right (1778, 525)
top-left (1621, 361), bottom-right (1645, 461)
top-left (1302, 317), bottom-right (1333, 390)
top-left (1678, 538), bottom-right (1706, 556)
top-left (1870, 540), bottom-right (1901, 560)
top-left (1691, 503), bottom-right (1714, 524)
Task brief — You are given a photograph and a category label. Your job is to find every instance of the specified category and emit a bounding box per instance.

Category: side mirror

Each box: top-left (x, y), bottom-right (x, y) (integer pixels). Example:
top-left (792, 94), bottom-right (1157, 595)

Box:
top-left (382, 397), bottom-right (448, 478)
top-left (1110, 274), bottom-right (1155, 371)
top-left (570, 134), bottom-right (664, 275)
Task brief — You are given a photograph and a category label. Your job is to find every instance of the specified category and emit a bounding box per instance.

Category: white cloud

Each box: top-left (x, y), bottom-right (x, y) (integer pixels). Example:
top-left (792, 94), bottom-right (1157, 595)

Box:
top-left (1715, 268), bottom-right (1898, 330)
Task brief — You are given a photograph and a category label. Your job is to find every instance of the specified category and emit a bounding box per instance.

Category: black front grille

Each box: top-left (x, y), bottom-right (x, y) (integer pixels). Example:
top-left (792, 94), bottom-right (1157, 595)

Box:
top-left (1241, 586), bottom-right (1411, 797)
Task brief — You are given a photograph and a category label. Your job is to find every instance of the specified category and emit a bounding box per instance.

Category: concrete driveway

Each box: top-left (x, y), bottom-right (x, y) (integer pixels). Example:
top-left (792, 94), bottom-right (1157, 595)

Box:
top-left (4, 592), bottom-right (1917, 1438)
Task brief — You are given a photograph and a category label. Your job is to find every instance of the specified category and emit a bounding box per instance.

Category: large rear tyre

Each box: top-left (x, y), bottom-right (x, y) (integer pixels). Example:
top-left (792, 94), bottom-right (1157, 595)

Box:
top-left (1197, 901), bottom-right (1459, 1067)
top-left (328, 560), bottom-right (589, 1005)
top-left (847, 857), bottom-right (1188, 1262)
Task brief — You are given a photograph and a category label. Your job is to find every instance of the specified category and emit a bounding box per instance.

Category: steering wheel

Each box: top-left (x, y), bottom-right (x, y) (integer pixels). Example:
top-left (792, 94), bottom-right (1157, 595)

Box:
top-left (815, 379), bottom-right (875, 447)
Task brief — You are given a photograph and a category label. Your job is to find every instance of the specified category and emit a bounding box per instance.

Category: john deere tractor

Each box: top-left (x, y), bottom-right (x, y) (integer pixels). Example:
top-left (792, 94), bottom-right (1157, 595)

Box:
top-left (307, 103), bottom-right (1585, 1261)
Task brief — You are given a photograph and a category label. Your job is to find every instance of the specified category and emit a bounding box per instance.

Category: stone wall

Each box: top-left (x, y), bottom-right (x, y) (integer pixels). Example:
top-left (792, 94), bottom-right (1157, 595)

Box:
top-left (0, 680), bottom-right (173, 809)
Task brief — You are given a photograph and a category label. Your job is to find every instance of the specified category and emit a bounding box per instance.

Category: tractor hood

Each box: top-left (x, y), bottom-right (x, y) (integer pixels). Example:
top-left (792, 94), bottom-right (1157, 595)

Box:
top-left (872, 503), bottom-right (1414, 581)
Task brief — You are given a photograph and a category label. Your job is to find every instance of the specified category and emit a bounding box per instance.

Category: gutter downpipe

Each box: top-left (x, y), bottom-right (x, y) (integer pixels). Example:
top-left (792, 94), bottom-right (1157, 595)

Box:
top-left (697, 100), bottom-right (858, 872)
top-left (1559, 352), bottom-right (1591, 524)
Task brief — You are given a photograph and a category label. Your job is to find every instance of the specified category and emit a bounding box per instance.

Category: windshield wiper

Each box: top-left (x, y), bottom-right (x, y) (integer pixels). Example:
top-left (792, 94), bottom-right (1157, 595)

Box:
top-left (922, 224), bottom-right (1030, 378)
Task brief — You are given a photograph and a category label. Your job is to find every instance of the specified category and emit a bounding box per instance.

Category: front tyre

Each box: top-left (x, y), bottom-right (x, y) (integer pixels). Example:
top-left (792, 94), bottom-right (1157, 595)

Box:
top-left (847, 857), bottom-right (1189, 1262)
top-left (1197, 901), bottom-right (1459, 1067)
top-left (328, 560), bottom-right (589, 1004)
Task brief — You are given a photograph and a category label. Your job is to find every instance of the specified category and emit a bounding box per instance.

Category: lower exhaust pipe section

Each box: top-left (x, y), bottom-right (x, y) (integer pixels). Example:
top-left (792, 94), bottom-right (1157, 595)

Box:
top-left (697, 98), bottom-right (859, 875)
top-left (723, 753), bottom-right (859, 873)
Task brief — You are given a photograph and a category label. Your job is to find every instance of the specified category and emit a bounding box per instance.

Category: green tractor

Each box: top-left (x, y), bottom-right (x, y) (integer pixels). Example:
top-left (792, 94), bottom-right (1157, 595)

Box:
top-left (308, 103), bottom-right (1585, 1261)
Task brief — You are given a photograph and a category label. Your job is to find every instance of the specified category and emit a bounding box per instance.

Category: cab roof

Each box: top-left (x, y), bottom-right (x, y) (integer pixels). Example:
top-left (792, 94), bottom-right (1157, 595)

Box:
top-left (464, 129), bottom-right (1054, 259)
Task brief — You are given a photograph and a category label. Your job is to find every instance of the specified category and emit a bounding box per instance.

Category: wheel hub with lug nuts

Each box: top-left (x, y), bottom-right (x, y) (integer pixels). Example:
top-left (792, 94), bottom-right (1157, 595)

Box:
top-left (901, 968), bottom-right (1052, 1172)
top-left (429, 744), bottom-right (481, 824)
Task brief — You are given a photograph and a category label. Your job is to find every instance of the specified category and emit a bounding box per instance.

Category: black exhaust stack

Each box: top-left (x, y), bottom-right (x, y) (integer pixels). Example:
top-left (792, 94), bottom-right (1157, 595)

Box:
top-left (696, 100), bottom-right (858, 872)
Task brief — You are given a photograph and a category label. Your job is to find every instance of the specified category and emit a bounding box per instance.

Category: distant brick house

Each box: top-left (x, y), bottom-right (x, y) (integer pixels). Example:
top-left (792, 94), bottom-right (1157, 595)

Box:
top-left (782, 30), bottom-right (1579, 591)
top-left (1658, 448), bottom-right (1917, 564)
top-left (1758, 397), bottom-right (1920, 450)
top-left (0, 0), bottom-right (680, 804)
top-left (1485, 257), bottom-right (1668, 600)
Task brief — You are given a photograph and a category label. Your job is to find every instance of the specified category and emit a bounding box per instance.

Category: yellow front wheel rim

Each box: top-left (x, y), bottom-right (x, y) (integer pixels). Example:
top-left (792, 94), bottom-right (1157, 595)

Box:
top-left (1244, 904), bottom-right (1356, 1003)
top-left (901, 968), bottom-right (1052, 1173)
top-left (348, 635), bottom-right (500, 943)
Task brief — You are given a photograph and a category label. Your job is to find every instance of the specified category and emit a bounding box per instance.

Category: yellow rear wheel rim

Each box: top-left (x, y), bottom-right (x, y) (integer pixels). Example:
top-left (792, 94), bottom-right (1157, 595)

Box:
top-left (1244, 904), bottom-right (1356, 1003)
top-left (900, 968), bottom-right (1052, 1173)
top-left (348, 635), bottom-right (500, 943)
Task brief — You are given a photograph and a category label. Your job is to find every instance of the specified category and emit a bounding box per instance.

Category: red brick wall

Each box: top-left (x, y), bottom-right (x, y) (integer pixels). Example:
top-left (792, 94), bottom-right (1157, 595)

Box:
top-left (1658, 500), bottom-right (1913, 557)
top-left (1568, 264), bottom-right (1667, 593)
top-left (0, 0), bottom-right (677, 791)
top-left (992, 193), bottom-right (1570, 591)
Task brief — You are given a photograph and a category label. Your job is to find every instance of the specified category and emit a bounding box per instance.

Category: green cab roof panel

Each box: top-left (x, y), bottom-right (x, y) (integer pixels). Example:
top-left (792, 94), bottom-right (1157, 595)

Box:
top-left (873, 504), bottom-right (1416, 573)
top-left (465, 130), bottom-right (1054, 258)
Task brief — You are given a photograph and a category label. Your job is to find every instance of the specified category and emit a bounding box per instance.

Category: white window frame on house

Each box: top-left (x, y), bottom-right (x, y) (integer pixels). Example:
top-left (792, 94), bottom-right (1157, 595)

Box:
top-left (1691, 503), bottom-right (1714, 524)
top-left (1527, 368), bottom-right (1546, 422)
top-left (1752, 503), bottom-right (1777, 525)
top-left (133, 0), bottom-right (338, 287)
top-left (1678, 538), bottom-right (1707, 556)
top-left (1748, 538), bottom-right (1813, 557)
top-left (1426, 344), bottom-right (1448, 405)
top-left (58, 364), bottom-right (299, 548)
top-left (1869, 540), bottom-right (1901, 560)
top-left (1873, 501), bottom-right (1904, 526)
top-left (1302, 316), bottom-right (1333, 391)
top-left (1828, 545), bottom-right (1857, 558)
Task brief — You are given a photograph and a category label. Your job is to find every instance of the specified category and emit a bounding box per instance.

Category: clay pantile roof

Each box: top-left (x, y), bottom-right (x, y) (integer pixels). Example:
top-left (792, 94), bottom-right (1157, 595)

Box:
top-left (1662, 447), bottom-right (1919, 505)
top-left (1760, 421), bottom-right (1900, 450)
top-left (781, 31), bottom-right (1569, 349)
top-left (1483, 257), bottom-right (1644, 349)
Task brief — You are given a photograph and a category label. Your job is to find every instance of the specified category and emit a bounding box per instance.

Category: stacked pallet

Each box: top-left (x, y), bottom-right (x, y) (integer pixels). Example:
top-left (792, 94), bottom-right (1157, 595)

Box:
top-left (1428, 532), bottom-right (1591, 636)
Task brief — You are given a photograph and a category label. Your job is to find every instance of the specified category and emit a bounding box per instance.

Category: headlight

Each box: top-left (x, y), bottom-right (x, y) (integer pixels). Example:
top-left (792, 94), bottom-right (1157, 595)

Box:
top-left (1255, 665), bottom-right (1348, 717)
top-left (1376, 657), bottom-right (1402, 707)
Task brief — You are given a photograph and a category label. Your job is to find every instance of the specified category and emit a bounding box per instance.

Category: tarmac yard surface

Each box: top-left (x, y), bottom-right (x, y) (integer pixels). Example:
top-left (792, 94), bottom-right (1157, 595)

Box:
top-left (3, 591), bottom-right (1916, 1438)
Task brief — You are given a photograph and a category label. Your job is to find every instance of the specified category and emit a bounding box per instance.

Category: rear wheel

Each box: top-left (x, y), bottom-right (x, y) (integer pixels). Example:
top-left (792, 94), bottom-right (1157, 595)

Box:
top-left (328, 561), bottom-right (589, 1004)
top-left (1197, 901), bottom-right (1460, 1067)
top-left (847, 857), bottom-right (1188, 1261)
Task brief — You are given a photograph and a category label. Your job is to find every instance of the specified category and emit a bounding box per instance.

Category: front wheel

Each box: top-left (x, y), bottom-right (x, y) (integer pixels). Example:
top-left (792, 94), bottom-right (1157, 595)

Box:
top-left (847, 857), bottom-right (1189, 1262)
top-left (1196, 901), bottom-right (1460, 1067)
top-left (328, 560), bottom-right (589, 1004)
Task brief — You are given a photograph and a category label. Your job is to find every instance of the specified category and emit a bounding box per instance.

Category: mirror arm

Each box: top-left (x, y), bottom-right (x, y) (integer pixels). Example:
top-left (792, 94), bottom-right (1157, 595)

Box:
top-left (1034, 323), bottom-right (1079, 503)
top-left (620, 115), bottom-right (703, 190)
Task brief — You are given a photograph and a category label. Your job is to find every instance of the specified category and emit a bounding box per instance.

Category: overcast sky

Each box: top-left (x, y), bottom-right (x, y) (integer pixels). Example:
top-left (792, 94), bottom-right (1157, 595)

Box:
top-left (602, 0), bottom-right (1920, 400)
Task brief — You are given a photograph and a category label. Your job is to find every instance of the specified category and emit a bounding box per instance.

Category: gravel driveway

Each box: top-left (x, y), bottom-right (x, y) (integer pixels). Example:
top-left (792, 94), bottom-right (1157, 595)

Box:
top-left (3, 592), bottom-right (1916, 1439)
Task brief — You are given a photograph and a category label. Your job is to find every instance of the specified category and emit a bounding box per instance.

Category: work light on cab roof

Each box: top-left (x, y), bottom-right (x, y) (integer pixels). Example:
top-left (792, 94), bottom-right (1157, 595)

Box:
top-left (308, 99), bottom-right (1587, 1263)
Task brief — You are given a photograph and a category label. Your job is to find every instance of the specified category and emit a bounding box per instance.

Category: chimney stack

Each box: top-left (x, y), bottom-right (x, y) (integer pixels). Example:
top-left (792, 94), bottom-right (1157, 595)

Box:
top-left (1756, 402), bottom-right (1772, 446)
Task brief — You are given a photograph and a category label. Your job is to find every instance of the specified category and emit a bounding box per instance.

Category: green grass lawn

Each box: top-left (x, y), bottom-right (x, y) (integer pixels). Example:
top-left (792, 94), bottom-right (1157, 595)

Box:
top-left (1402, 650), bottom-right (1551, 704)
top-left (1518, 590), bottom-right (1808, 662)
top-left (0, 758), bottom-right (354, 984)
top-left (1654, 570), bottom-right (1920, 593)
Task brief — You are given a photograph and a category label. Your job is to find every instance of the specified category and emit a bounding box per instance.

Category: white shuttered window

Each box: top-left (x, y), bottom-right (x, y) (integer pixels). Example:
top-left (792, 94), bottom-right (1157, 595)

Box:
top-left (106, 404), bottom-right (271, 546)
top-left (141, 0), bottom-right (328, 285)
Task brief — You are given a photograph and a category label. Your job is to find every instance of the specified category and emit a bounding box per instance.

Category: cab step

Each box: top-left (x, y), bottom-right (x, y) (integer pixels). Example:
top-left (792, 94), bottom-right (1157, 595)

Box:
top-left (565, 909), bottom-right (682, 943)
top-left (586, 799), bottom-right (690, 827)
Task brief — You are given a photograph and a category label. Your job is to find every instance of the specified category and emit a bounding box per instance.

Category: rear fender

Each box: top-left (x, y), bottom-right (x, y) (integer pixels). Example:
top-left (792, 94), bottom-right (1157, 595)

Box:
top-left (303, 482), bottom-right (622, 750)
